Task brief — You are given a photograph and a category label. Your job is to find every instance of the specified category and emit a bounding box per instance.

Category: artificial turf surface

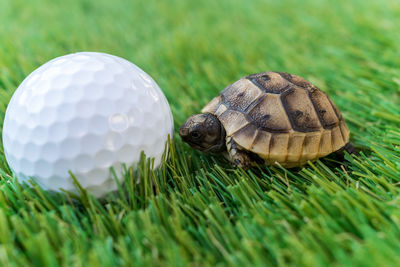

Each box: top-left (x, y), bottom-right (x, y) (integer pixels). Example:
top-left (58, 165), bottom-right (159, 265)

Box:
top-left (0, 0), bottom-right (400, 266)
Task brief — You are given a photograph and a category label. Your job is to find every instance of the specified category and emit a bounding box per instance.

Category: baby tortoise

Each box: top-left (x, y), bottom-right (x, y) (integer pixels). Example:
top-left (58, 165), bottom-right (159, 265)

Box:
top-left (179, 71), bottom-right (354, 169)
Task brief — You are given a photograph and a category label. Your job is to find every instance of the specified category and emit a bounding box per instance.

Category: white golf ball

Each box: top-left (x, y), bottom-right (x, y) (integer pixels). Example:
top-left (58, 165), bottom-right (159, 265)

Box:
top-left (2, 52), bottom-right (174, 198)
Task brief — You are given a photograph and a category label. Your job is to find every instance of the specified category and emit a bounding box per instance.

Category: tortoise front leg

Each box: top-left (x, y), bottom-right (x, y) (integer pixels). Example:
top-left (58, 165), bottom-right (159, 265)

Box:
top-left (226, 137), bottom-right (252, 170)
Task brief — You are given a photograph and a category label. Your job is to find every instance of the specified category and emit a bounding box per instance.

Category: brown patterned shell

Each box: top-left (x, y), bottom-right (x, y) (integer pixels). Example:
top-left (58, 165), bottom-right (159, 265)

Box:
top-left (202, 71), bottom-right (350, 167)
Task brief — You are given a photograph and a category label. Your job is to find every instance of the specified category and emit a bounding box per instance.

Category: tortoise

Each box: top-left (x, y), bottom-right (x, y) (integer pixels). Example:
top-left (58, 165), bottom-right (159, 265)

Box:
top-left (179, 71), bottom-right (354, 169)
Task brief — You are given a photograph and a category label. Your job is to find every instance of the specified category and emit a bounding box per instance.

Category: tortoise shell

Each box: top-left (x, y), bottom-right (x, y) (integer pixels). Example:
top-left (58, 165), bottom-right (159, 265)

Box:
top-left (202, 71), bottom-right (350, 167)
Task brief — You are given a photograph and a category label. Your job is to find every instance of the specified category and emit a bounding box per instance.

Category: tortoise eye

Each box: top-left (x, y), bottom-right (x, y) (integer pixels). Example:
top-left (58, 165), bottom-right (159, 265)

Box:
top-left (190, 131), bottom-right (201, 139)
top-left (261, 75), bottom-right (270, 81)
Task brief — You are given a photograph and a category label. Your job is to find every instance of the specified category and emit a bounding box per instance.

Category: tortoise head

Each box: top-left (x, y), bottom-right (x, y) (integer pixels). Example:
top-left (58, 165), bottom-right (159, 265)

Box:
top-left (179, 113), bottom-right (226, 153)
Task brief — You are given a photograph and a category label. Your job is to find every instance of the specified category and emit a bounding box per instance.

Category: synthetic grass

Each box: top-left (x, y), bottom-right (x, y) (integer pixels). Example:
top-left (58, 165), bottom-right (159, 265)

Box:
top-left (0, 0), bottom-right (400, 265)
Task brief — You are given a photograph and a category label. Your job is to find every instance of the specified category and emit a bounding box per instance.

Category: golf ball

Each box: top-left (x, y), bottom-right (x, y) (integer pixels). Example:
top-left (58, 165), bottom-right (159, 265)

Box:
top-left (2, 52), bottom-right (174, 198)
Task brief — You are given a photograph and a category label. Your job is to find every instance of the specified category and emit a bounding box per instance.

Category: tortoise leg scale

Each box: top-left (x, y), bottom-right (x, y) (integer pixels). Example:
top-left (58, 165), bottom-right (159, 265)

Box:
top-left (226, 136), bottom-right (252, 170)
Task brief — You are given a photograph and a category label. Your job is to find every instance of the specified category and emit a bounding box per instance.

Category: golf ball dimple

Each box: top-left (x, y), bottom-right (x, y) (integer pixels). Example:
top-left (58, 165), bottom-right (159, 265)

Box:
top-left (2, 52), bottom-right (174, 198)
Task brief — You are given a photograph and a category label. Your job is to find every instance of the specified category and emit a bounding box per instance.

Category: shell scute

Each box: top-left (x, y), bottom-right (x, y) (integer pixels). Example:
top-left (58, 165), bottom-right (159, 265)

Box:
top-left (302, 131), bottom-right (322, 161)
top-left (318, 130), bottom-right (332, 156)
top-left (331, 126), bottom-right (345, 151)
top-left (309, 89), bottom-right (339, 128)
top-left (247, 93), bottom-right (292, 132)
top-left (268, 133), bottom-right (290, 163)
top-left (232, 124), bottom-right (258, 150)
top-left (281, 87), bottom-right (322, 132)
top-left (287, 133), bottom-right (306, 163)
top-left (339, 120), bottom-right (350, 142)
top-left (221, 79), bottom-right (262, 111)
top-left (202, 95), bottom-right (221, 114)
top-left (329, 98), bottom-right (343, 120)
top-left (278, 72), bottom-right (318, 91)
top-left (246, 72), bottom-right (290, 94)
top-left (250, 130), bottom-right (272, 159)
top-left (218, 109), bottom-right (250, 136)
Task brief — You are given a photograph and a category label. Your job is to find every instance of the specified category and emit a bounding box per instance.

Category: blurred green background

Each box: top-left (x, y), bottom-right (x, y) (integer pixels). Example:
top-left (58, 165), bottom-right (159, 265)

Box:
top-left (0, 0), bottom-right (400, 266)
